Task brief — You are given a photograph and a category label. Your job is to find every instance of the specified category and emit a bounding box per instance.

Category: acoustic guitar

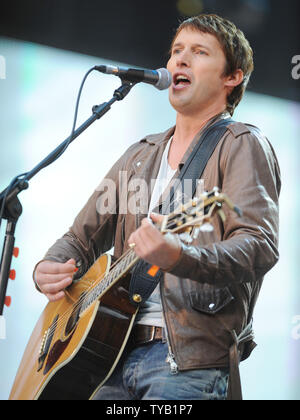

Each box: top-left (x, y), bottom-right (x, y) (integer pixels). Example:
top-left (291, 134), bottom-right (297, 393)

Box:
top-left (9, 188), bottom-right (240, 400)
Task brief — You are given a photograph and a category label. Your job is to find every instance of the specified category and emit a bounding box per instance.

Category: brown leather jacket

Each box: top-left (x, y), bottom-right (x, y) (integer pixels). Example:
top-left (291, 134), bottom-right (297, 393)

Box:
top-left (42, 115), bottom-right (281, 376)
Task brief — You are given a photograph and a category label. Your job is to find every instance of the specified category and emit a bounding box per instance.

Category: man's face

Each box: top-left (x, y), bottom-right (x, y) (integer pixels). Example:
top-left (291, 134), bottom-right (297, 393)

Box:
top-left (167, 27), bottom-right (230, 116)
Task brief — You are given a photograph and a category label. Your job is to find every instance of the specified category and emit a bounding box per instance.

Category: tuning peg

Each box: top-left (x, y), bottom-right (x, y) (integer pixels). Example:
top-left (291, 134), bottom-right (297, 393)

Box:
top-left (4, 296), bottom-right (11, 307)
top-left (13, 247), bottom-right (19, 258)
top-left (9, 269), bottom-right (16, 280)
top-left (191, 198), bottom-right (199, 207)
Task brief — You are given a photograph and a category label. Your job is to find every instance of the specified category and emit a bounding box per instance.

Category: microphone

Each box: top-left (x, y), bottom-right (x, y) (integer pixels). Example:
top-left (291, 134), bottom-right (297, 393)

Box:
top-left (95, 65), bottom-right (172, 90)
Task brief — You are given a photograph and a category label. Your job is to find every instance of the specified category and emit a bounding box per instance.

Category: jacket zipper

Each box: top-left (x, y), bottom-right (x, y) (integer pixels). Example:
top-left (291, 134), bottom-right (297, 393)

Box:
top-left (160, 281), bottom-right (178, 375)
top-left (136, 207), bottom-right (178, 374)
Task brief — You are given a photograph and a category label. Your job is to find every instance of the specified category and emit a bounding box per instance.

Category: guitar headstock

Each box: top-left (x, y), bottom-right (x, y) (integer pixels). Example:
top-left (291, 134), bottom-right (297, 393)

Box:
top-left (160, 187), bottom-right (242, 235)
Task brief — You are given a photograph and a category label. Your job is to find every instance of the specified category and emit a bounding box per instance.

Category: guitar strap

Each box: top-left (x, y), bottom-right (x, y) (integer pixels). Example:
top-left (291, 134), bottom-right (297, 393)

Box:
top-left (129, 118), bottom-right (235, 306)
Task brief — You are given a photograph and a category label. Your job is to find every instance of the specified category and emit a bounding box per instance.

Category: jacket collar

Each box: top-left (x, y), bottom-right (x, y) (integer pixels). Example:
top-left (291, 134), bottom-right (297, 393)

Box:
top-left (140, 126), bottom-right (175, 146)
top-left (141, 111), bottom-right (230, 159)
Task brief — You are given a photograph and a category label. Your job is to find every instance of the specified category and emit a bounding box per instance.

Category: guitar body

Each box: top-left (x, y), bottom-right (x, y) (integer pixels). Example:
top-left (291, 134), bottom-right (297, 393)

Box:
top-left (9, 253), bottom-right (138, 400)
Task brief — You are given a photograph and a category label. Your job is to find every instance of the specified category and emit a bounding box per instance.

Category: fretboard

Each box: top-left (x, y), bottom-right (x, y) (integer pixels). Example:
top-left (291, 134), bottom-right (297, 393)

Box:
top-left (79, 249), bottom-right (139, 315)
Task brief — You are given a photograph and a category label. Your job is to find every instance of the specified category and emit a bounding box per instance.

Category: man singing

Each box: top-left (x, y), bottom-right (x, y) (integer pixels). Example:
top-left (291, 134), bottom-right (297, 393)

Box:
top-left (34, 14), bottom-right (281, 400)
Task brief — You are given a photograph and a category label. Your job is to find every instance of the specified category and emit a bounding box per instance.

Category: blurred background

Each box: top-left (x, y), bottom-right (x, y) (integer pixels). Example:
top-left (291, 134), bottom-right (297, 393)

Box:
top-left (0, 0), bottom-right (299, 400)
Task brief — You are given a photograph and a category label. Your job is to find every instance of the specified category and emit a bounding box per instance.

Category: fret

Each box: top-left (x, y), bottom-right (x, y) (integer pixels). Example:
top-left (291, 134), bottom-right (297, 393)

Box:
top-left (117, 255), bottom-right (127, 273)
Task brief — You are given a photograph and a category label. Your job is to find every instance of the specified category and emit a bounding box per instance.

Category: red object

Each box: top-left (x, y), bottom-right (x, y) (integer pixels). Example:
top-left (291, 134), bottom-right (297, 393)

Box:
top-left (4, 296), bottom-right (11, 307)
top-left (9, 269), bottom-right (16, 280)
top-left (13, 247), bottom-right (19, 258)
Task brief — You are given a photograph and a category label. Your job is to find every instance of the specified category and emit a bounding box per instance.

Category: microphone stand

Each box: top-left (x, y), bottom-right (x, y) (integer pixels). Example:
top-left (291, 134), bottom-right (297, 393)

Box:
top-left (0, 79), bottom-right (136, 328)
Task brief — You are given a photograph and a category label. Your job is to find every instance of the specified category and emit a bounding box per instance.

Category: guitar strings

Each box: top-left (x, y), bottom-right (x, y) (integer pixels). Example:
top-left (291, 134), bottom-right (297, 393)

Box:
top-left (47, 247), bottom-right (136, 335)
top-left (44, 249), bottom-right (135, 337)
top-left (44, 247), bottom-right (137, 337)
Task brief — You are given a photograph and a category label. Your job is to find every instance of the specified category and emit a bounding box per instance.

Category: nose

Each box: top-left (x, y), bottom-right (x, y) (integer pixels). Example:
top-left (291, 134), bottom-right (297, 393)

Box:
top-left (176, 49), bottom-right (191, 68)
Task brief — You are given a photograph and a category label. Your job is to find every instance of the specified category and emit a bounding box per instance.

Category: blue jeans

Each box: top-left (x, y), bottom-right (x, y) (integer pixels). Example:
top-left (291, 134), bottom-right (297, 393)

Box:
top-left (92, 341), bottom-right (229, 400)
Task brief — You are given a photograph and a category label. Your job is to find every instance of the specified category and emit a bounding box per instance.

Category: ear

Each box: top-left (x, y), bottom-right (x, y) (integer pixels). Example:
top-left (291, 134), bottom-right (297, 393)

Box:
top-left (224, 69), bottom-right (244, 92)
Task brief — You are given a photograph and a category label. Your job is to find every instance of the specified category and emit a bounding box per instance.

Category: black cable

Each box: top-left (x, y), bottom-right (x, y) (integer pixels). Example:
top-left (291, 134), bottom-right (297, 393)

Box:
top-left (0, 66), bottom-right (97, 229)
top-left (39, 66), bottom-right (96, 169)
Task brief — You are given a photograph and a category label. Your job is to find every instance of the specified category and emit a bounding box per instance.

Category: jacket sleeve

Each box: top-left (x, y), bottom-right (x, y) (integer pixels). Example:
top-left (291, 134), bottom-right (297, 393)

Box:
top-left (169, 127), bottom-right (281, 286)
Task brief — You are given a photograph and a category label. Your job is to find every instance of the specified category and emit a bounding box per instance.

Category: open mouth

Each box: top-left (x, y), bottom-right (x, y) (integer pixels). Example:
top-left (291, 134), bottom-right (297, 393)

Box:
top-left (173, 74), bottom-right (191, 87)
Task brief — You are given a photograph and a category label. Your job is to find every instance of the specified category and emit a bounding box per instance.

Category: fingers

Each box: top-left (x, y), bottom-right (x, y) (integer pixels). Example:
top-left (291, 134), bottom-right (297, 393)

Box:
top-left (45, 290), bottom-right (67, 302)
top-left (38, 259), bottom-right (76, 275)
top-left (40, 276), bottom-right (73, 295)
top-left (35, 259), bottom-right (77, 302)
top-left (149, 212), bottom-right (164, 224)
top-left (128, 218), bottom-right (161, 254)
top-left (37, 272), bottom-right (74, 284)
top-left (128, 217), bottom-right (182, 270)
top-left (128, 219), bottom-right (164, 259)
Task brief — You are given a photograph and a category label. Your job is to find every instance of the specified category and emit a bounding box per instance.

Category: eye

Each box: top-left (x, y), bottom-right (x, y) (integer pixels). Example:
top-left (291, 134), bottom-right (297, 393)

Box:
top-left (172, 48), bottom-right (181, 55)
top-left (196, 50), bottom-right (208, 55)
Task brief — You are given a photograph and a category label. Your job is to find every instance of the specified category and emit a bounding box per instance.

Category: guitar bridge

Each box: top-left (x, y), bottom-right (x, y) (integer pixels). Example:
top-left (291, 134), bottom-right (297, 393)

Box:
top-left (37, 315), bottom-right (58, 372)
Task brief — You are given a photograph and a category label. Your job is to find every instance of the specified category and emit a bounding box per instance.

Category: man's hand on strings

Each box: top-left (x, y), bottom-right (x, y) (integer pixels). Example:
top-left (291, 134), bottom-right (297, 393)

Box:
top-left (34, 259), bottom-right (77, 301)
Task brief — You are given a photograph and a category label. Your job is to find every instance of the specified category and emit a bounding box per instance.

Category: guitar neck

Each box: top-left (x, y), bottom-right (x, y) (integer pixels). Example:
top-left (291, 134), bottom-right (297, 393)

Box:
top-left (80, 249), bottom-right (139, 315)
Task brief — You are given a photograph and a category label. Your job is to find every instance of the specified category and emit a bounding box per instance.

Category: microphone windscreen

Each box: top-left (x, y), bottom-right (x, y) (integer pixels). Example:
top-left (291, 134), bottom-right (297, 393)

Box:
top-left (156, 68), bottom-right (172, 90)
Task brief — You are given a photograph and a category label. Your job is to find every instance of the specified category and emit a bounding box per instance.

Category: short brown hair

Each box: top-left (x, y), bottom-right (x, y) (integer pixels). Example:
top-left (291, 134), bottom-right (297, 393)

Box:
top-left (171, 14), bottom-right (254, 115)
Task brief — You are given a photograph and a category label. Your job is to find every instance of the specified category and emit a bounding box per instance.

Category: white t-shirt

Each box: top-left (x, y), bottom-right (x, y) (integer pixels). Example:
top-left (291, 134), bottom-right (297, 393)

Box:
top-left (136, 137), bottom-right (176, 327)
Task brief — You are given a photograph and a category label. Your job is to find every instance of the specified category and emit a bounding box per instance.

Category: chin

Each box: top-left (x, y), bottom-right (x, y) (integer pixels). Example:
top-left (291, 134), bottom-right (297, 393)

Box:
top-left (169, 98), bottom-right (198, 116)
top-left (169, 94), bottom-right (191, 112)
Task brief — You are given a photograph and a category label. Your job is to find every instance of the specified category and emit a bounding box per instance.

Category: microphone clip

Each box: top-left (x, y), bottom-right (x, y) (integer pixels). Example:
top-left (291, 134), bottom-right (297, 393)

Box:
top-left (113, 80), bottom-right (137, 100)
top-left (92, 79), bottom-right (136, 120)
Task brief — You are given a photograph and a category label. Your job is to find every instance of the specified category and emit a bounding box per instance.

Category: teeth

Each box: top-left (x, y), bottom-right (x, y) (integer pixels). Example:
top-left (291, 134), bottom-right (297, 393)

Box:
top-left (175, 75), bottom-right (190, 84)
